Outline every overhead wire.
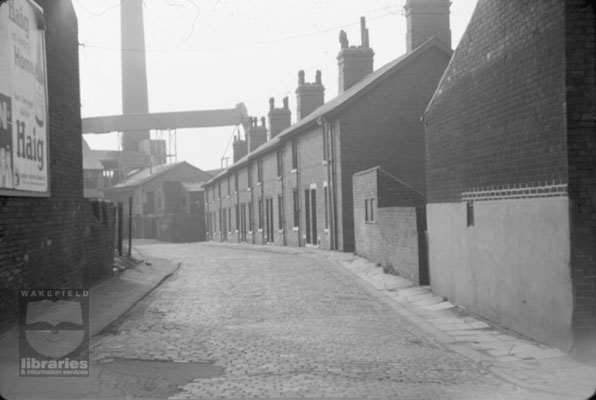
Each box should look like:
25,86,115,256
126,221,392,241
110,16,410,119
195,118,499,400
77,4,399,54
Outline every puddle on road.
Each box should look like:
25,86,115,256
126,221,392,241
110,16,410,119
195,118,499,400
94,358,225,398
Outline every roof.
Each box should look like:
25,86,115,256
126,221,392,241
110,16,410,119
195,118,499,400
108,161,200,191
82,139,104,170
206,37,452,186
181,182,204,192
355,166,426,207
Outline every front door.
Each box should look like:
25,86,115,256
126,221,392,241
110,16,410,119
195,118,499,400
304,188,317,245
240,203,247,242
265,198,274,243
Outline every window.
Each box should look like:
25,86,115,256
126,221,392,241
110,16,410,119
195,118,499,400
257,160,263,184
234,172,239,192
293,189,299,227
258,199,264,229
365,198,376,223
217,182,221,199
291,139,298,170
467,201,474,227
227,176,231,196
324,186,329,229
278,195,283,230
276,150,283,178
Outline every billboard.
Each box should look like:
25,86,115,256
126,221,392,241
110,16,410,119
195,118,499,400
0,0,48,196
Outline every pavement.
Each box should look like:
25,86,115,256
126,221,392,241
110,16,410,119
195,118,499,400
0,249,180,400
0,240,594,400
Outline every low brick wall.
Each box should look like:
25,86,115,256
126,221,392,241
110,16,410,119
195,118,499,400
357,206,421,283
353,167,427,284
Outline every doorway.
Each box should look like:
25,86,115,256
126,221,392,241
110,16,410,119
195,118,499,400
304,187,317,245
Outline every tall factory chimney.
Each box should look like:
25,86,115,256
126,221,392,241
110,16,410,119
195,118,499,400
121,0,150,152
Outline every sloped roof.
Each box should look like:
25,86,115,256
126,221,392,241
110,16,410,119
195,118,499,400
108,161,204,191
181,182,204,192
82,139,104,170
206,37,452,186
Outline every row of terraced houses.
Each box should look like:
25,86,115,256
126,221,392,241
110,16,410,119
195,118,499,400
203,0,596,356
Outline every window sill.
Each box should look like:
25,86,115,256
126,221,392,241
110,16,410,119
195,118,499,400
247,187,252,192
292,226,299,232
322,160,328,166
324,228,329,234
291,169,297,174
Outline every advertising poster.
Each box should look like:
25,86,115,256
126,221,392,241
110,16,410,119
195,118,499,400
0,0,48,195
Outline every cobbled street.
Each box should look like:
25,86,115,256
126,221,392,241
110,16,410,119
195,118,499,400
88,243,565,399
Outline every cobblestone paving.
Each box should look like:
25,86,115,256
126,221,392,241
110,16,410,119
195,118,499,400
90,243,567,399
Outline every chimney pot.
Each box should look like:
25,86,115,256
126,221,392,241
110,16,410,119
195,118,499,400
283,97,289,110
261,116,266,126
339,30,349,49
316,70,322,84
337,18,374,93
298,70,305,85
269,97,275,110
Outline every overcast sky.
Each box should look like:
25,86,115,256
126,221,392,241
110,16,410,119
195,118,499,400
75,0,478,171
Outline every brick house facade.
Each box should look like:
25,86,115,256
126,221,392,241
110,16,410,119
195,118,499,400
205,3,452,252
424,0,595,354
0,1,115,325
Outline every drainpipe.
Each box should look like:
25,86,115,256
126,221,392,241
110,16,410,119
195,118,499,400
280,147,287,247
327,120,339,251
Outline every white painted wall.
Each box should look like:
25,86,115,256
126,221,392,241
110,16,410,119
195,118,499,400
427,197,573,350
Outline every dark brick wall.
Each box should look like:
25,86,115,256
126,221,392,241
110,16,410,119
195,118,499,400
340,46,449,251
565,0,596,355
0,1,90,326
82,199,115,286
425,0,568,203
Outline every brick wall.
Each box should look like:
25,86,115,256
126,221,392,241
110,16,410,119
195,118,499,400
565,0,596,355
82,199,115,286
0,0,92,325
425,0,568,203
424,0,595,354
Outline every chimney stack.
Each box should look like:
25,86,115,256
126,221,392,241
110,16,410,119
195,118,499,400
405,0,451,52
247,117,267,152
296,70,325,120
232,133,248,163
337,17,374,93
268,97,292,139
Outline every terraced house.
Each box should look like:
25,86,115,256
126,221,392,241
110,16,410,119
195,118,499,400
204,0,452,252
